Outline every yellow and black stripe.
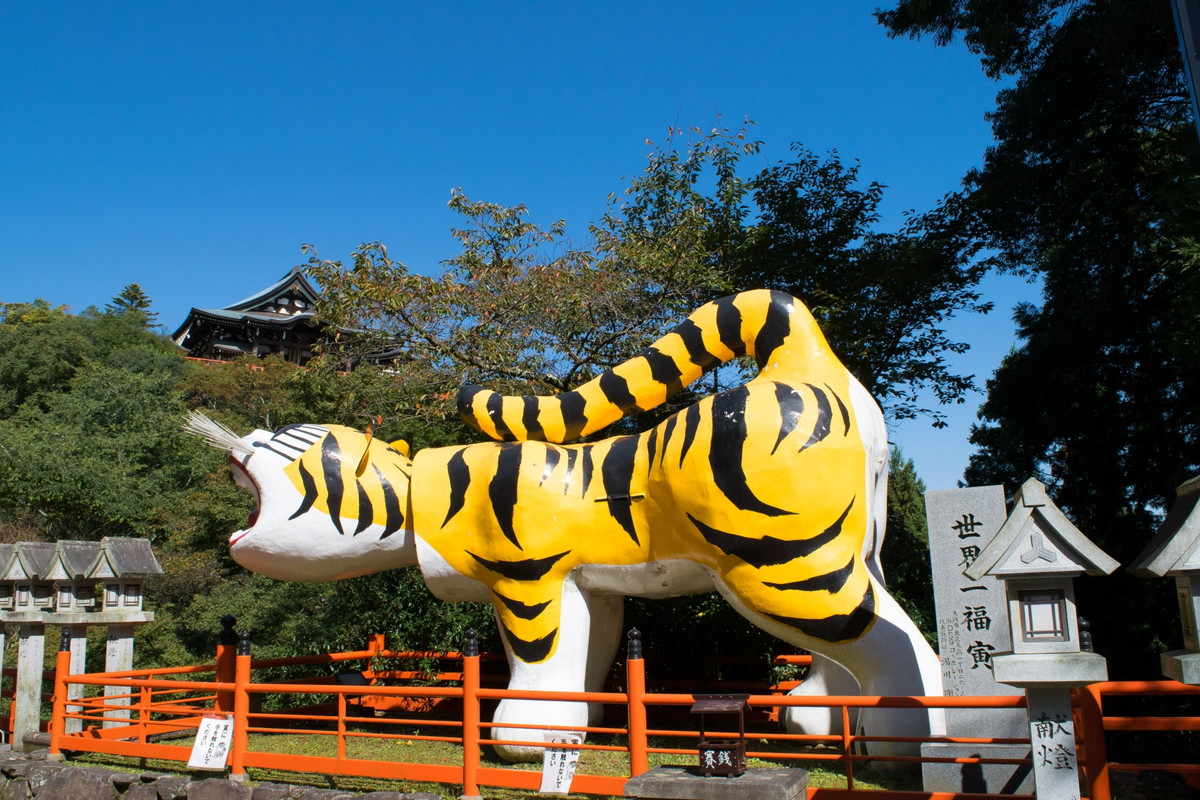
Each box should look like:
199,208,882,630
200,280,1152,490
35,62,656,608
282,425,411,540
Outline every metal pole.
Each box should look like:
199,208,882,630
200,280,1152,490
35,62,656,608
1171,0,1200,140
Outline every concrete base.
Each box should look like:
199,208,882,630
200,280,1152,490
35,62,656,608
624,766,808,800
920,743,1033,795
1161,650,1200,685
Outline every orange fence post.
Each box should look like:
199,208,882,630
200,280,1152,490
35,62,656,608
48,629,71,760
841,701,855,789
461,628,482,800
1077,684,1111,800
230,632,252,781
626,628,649,777
137,683,150,744
368,630,386,656
215,615,238,714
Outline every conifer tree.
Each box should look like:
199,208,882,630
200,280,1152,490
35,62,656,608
106,283,158,325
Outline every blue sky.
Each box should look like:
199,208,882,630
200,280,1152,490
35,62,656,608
1,2,1035,490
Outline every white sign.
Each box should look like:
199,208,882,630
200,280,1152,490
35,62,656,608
538,731,582,795
187,714,234,771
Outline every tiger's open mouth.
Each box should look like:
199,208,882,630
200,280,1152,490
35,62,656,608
228,456,261,546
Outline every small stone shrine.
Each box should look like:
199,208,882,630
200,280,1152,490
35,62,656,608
1129,474,1200,684
0,538,162,749
964,478,1118,800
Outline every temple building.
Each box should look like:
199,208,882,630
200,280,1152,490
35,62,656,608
171,268,325,364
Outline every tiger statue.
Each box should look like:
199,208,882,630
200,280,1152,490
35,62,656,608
186,289,944,761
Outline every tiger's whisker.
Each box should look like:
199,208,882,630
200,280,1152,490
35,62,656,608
182,410,256,456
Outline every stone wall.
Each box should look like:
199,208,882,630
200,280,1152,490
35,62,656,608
0,753,440,800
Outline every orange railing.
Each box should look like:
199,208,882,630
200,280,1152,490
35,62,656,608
41,630,1200,799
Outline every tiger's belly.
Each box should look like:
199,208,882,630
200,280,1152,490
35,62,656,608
573,559,716,598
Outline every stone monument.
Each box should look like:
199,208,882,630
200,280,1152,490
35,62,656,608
921,485,1030,794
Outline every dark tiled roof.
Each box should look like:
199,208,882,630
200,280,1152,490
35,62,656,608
226,267,321,312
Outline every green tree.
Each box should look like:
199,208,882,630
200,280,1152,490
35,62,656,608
0,310,201,539
879,0,1200,675
736,150,990,425
596,126,991,425
105,283,157,326
881,448,934,644
307,186,727,411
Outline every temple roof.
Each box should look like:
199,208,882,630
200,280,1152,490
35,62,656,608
170,267,324,346
225,266,322,312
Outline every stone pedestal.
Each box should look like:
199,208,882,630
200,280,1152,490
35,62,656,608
624,766,808,800
1161,649,1200,684
65,624,86,734
103,622,134,728
992,652,1108,688
13,625,43,752
920,743,1034,795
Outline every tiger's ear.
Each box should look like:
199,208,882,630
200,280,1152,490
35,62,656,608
355,421,376,477
389,440,412,459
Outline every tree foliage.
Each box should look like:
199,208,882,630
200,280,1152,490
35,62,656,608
882,448,935,645
0,308,197,539
312,126,991,428
879,0,1200,674
735,149,991,424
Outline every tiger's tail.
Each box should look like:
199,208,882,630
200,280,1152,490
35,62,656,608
457,289,846,443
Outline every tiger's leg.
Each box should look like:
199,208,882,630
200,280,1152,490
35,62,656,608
716,572,944,759
785,655,860,738
583,594,623,723
813,583,945,761
490,576,602,762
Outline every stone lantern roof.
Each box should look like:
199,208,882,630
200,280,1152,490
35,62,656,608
1129,475,1200,578
95,537,164,579
0,544,18,579
15,542,58,581
965,478,1119,582
52,541,103,580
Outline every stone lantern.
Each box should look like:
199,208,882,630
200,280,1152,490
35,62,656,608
0,544,18,612
963,478,1118,800
1129,474,1200,684
963,478,1119,685
93,537,161,612
0,537,163,748
15,542,59,613
49,540,102,613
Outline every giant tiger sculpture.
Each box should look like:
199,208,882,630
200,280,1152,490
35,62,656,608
187,289,944,760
